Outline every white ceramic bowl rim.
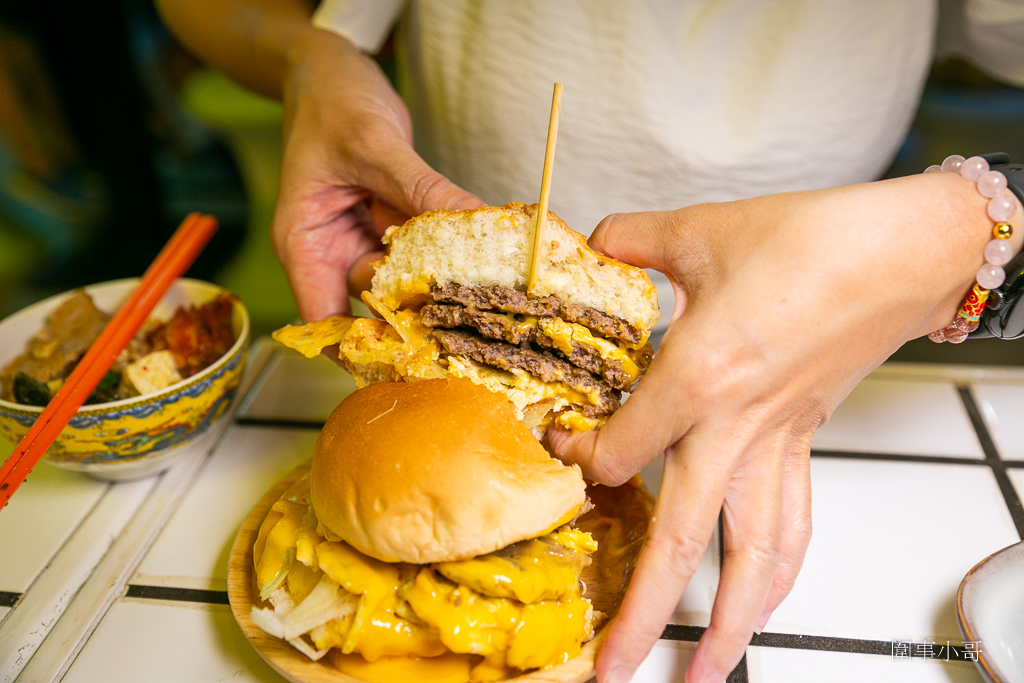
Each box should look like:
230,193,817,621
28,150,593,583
0,277,251,416
957,539,1024,683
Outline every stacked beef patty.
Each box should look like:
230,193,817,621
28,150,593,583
421,283,655,419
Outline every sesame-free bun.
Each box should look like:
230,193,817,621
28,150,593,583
372,202,661,337
310,378,587,564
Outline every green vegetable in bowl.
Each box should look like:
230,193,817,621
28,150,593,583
85,371,121,405
13,369,122,407
13,373,50,407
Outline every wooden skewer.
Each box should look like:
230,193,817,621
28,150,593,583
527,82,563,295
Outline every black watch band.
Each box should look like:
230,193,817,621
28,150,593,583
968,153,1024,339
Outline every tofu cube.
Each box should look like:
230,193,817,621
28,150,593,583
120,350,183,397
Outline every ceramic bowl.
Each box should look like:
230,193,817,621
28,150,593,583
0,278,249,480
957,540,1024,683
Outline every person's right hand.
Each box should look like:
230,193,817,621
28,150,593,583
272,29,484,322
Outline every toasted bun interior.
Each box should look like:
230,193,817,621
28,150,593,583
311,378,587,564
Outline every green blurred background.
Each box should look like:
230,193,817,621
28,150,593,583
0,0,1021,363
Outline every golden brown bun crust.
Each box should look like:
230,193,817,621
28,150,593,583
310,378,587,564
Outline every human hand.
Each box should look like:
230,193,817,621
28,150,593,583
551,172,1024,683
272,29,484,322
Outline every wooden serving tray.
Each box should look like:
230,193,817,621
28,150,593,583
227,460,652,683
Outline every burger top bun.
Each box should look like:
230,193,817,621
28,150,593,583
371,202,661,336
311,377,587,564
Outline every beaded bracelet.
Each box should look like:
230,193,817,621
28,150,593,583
927,155,1019,344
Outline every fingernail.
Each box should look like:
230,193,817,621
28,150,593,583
605,664,636,683
756,609,772,632
701,673,728,683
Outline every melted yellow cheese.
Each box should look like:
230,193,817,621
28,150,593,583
310,614,354,651
538,317,641,384
469,655,515,682
316,541,408,654
252,508,282,574
436,539,585,604
356,608,447,661
434,515,592,605
403,569,521,657
446,356,589,417
549,527,599,554
506,596,592,670
294,506,322,568
362,291,432,352
332,651,473,683
286,559,322,605
271,316,356,358
511,314,539,339
256,500,307,599
555,411,599,434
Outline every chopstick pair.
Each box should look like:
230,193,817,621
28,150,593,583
0,213,218,509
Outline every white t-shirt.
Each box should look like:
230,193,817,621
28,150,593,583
313,0,1024,329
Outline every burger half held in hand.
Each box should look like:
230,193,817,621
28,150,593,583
239,378,652,683
272,203,660,435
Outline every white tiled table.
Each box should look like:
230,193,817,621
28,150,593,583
3,344,1024,683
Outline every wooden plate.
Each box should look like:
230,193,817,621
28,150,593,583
227,460,652,683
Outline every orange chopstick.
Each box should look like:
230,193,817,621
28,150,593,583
0,213,218,508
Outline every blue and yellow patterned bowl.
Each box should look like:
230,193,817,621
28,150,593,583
0,278,249,480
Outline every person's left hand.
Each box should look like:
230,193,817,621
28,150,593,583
550,172,1024,683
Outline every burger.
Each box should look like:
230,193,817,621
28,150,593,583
243,378,652,682
272,203,661,434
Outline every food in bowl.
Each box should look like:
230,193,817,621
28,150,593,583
0,279,249,479
1,289,236,407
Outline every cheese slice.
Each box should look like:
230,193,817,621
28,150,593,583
537,317,642,385
271,313,613,434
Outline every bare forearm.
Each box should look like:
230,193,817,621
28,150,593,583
155,0,317,99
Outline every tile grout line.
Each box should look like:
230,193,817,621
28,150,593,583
234,417,326,430
124,585,229,605
810,450,987,466
114,588,987,664
957,386,1024,539
662,625,980,662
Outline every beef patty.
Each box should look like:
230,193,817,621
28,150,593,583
431,283,643,346
421,303,651,391
433,329,621,415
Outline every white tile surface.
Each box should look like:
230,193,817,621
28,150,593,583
762,458,1018,641
0,475,154,680
631,639,695,682
62,600,287,683
0,461,107,592
133,426,319,589
973,383,1024,460
812,379,983,458
641,455,721,626
237,350,356,423
0,607,9,626
747,646,983,683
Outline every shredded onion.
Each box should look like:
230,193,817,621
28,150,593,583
282,576,357,640
250,607,285,639
288,636,331,661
